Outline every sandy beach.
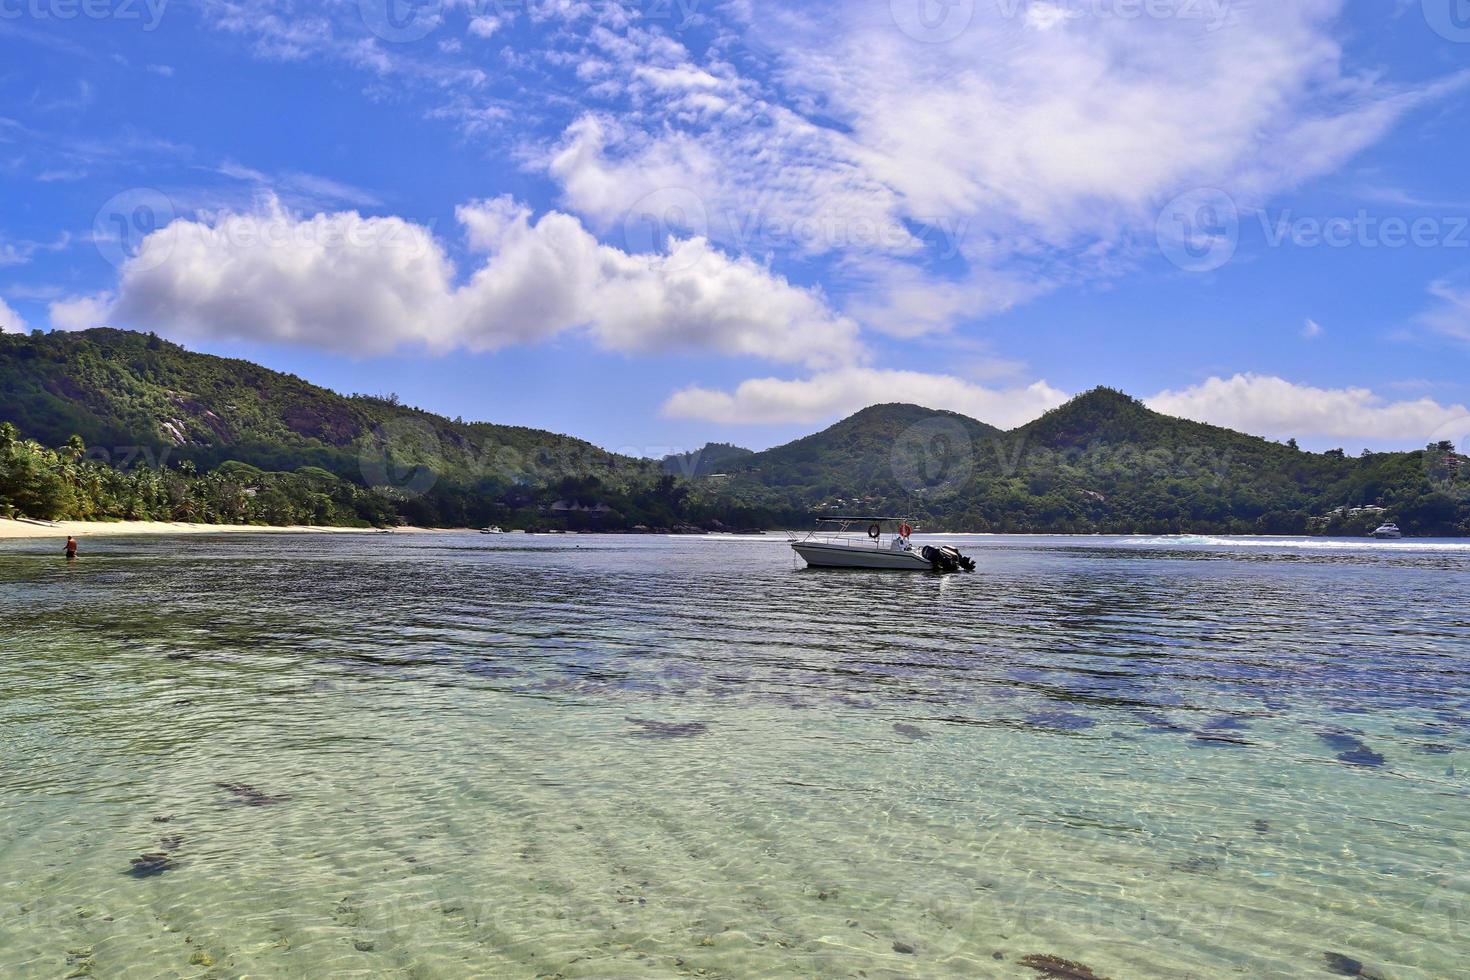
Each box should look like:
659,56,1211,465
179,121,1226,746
0,519,445,540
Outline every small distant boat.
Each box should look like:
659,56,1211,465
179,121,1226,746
480,526,505,535
1371,523,1403,539
789,518,976,572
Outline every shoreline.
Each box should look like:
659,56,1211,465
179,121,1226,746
0,519,450,540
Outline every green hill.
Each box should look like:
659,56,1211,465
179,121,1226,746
661,443,754,478
1,330,1465,535
0,328,646,486
710,390,1470,536
0,329,775,530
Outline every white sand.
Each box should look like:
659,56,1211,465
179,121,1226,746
0,519,451,540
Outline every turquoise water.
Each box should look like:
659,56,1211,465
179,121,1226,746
1,533,1467,978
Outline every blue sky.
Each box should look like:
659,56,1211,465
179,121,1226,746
3,0,1469,454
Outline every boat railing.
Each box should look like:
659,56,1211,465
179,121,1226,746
789,517,920,547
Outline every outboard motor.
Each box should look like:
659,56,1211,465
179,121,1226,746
921,545,976,573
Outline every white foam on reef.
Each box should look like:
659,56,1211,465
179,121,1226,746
1119,535,1470,552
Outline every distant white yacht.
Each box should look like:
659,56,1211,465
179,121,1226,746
1371,523,1403,539
480,526,505,535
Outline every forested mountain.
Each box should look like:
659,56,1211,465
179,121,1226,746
661,443,754,478
705,391,1470,536
0,329,771,530
1,330,1466,534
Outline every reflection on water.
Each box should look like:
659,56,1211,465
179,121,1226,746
1,533,1468,978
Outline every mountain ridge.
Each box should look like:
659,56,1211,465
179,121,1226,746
2,329,1467,535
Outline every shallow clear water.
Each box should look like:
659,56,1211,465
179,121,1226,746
2,533,1468,979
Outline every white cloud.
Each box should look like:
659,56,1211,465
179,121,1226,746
104,197,859,367
467,15,500,39
110,201,455,354
0,296,26,332
1302,318,1325,339
1146,374,1470,443
663,368,1067,428
1418,279,1470,342
49,293,113,332
539,2,1464,334
453,197,860,366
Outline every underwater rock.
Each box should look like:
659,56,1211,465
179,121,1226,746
216,782,291,806
625,718,708,738
1318,732,1367,753
1025,712,1096,732
1418,744,1454,755
151,815,173,823
893,723,930,740
354,940,376,952
1322,951,1384,978
1202,716,1250,731
1337,747,1386,768
127,852,175,878
1252,819,1271,834
1019,954,1113,980
892,941,915,954
159,835,184,851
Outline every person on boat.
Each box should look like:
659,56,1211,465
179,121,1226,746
64,536,78,560
890,532,912,552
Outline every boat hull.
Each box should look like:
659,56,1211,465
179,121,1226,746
791,541,934,571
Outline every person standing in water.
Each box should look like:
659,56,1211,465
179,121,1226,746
64,536,78,560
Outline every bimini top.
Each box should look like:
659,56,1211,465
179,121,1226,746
815,516,918,524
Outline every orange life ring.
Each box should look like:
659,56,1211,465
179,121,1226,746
899,523,914,538
867,523,882,539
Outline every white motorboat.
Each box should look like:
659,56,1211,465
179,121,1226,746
1371,523,1403,539
789,518,975,572
480,526,505,535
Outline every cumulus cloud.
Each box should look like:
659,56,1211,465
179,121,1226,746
1147,374,1470,443
0,296,26,332
662,368,1068,428
112,201,455,354
49,293,113,331
104,197,859,366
